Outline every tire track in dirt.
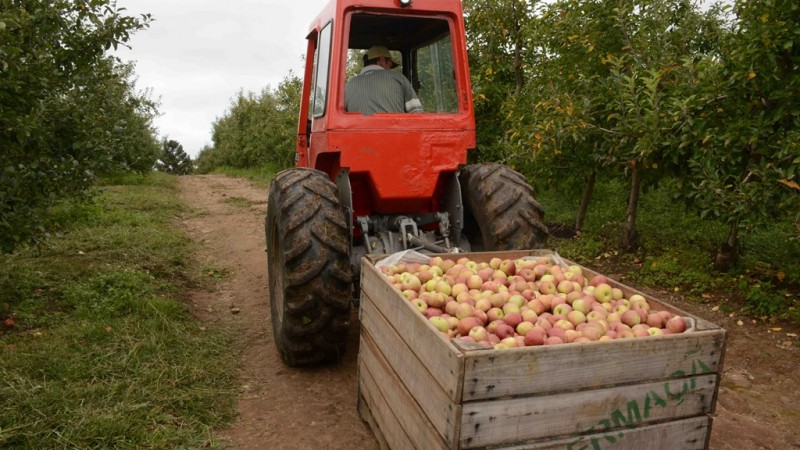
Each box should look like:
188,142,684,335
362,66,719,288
176,174,379,450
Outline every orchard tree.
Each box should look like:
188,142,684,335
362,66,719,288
516,0,722,248
463,0,539,163
203,74,301,171
156,139,193,175
0,1,157,252
673,0,800,270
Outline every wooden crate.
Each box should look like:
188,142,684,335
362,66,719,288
357,250,726,450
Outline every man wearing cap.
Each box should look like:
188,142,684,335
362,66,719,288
345,45,424,115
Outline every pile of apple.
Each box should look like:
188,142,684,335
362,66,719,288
379,255,689,349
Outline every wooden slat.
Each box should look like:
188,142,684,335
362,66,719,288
358,346,416,450
496,416,711,450
358,393,391,450
359,331,452,450
462,329,725,401
360,291,462,445
459,374,718,448
360,260,464,401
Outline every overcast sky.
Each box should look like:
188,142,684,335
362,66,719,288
117,0,329,157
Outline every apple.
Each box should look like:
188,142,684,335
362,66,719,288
445,316,460,330
425,292,447,309
516,321,535,336
495,323,516,339
621,309,641,327
557,279,575,294
544,336,564,345
444,300,459,316
475,298,492,312
469,326,488,342
552,303,573,317
593,283,614,303
503,312,523,328
524,327,548,346
666,316,688,333
424,307,443,318
517,268,536,282
489,257,503,270
401,290,418,300
554,319,575,331
571,297,593,314
412,299,427,312
528,298,547,315
567,310,587,326
498,336,519,348
581,324,604,341
429,316,449,333
647,327,663,336
520,308,538,323
538,280,557,295
499,259,517,276
507,294,525,308
466,274,483,290
458,316,483,336
590,274,610,287
455,303,475,320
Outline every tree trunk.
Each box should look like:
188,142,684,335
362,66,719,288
714,220,739,272
621,161,640,252
576,170,596,233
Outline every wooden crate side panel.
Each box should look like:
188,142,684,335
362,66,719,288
359,349,417,450
360,293,462,444
459,374,718,449
462,330,724,401
360,260,463,400
496,416,711,450
359,332,452,450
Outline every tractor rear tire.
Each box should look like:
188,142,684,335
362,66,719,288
459,163,548,251
265,168,352,366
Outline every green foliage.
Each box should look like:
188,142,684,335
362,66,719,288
467,0,798,262
541,179,800,324
0,174,238,448
464,0,537,163
156,139,194,175
197,74,302,172
672,0,800,234
0,1,160,253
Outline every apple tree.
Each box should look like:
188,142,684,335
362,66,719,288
513,0,723,248
670,0,800,270
463,0,539,164
199,74,302,172
0,0,158,252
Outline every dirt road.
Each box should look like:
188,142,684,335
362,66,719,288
177,174,799,450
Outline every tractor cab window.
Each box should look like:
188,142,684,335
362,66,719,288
346,12,459,114
312,22,333,118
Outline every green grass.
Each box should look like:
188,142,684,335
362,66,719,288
0,172,238,449
211,164,285,187
536,179,800,324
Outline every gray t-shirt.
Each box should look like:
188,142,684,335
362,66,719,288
344,66,424,115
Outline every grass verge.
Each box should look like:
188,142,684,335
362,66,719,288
0,172,238,449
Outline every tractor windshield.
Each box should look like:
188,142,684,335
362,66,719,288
346,12,459,114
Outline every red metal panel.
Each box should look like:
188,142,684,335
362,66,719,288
297,0,477,216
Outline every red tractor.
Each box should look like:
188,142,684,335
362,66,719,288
266,0,547,366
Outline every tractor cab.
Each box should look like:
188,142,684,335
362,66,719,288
296,0,476,236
